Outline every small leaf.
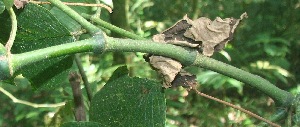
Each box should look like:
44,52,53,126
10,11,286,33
90,67,166,126
3,0,13,9
0,1,5,14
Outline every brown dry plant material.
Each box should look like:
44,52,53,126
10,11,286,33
148,13,247,88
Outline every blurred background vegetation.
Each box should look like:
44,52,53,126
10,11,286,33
0,0,300,126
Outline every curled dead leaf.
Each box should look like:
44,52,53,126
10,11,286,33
14,0,29,9
149,55,182,88
147,13,247,88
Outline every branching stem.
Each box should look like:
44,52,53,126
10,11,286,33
0,86,65,108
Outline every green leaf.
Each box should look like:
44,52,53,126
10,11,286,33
12,3,74,89
2,0,13,10
0,0,5,14
60,122,105,127
90,67,166,126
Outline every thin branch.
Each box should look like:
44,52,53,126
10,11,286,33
191,87,281,127
81,14,144,40
92,0,102,18
0,87,65,108
5,7,17,76
30,1,112,13
192,53,294,106
69,72,86,121
47,0,102,35
75,54,93,102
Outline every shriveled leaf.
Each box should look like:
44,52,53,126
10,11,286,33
14,0,28,9
149,55,182,88
184,13,247,56
171,70,197,89
147,13,246,88
90,66,166,126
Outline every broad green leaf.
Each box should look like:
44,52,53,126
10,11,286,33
12,3,74,89
61,122,105,127
0,0,5,14
2,0,13,10
90,66,166,126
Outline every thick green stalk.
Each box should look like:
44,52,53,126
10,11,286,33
193,53,294,106
105,37,197,66
47,0,100,35
12,36,104,72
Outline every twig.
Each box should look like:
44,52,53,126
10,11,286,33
69,72,86,121
47,0,102,35
82,14,144,40
0,87,65,108
92,0,102,18
30,1,112,13
75,54,93,102
191,87,281,127
5,8,17,76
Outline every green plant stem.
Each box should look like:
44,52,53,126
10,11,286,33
12,36,104,71
0,86,65,108
6,7,17,76
105,37,197,65
47,0,100,35
8,36,294,107
82,14,144,40
6,7,17,51
192,53,294,106
75,54,93,102
93,0,101,18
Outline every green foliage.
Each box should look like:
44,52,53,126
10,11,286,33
0,0,299,126
90,66,166,126
0,1,5,14
11,3,74,89
2,0,13,10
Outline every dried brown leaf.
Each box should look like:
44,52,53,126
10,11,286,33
148,13,247,88
171,71,197,89
184,13,247,56
149,56,182,88
14,0,28,9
